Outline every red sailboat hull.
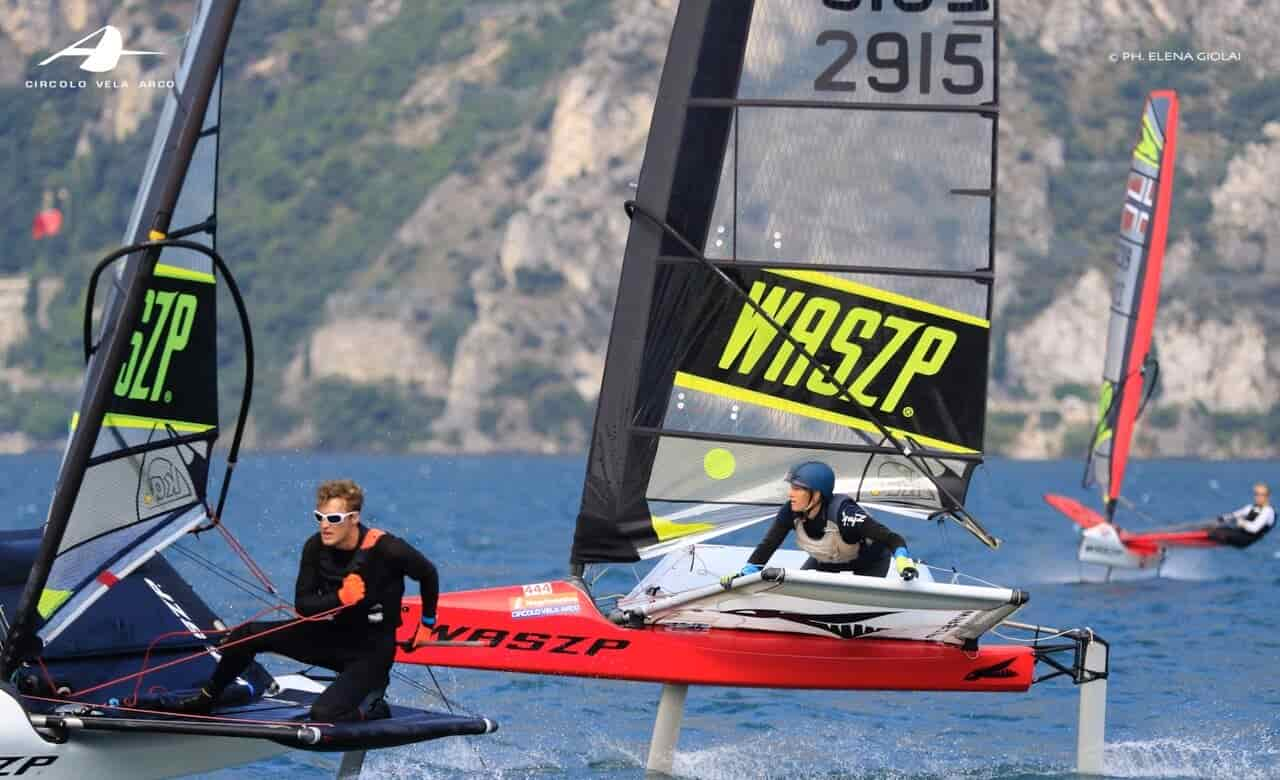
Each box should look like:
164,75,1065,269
1045,492,1217,556
394,580,1033,692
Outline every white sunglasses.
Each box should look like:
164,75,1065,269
314,510,359,524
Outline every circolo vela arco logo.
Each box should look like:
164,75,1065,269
39,25,162,73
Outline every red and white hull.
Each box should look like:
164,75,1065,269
396,578,1034,692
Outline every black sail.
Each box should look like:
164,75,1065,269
573,0,999,565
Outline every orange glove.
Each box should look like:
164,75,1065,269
337,573,366,606
411,622,434,649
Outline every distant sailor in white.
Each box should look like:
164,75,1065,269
1209,482,1276,548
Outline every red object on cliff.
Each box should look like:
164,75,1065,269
31,208,64,240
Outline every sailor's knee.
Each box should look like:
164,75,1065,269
218,624,256,648
217,621,276,656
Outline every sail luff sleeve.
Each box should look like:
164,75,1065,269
1,0,240,671
572,2,746,565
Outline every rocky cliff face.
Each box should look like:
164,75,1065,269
3,0,1278,457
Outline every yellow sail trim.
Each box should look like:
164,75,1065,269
37,588,72,619
651,514,716,542
765,269,990,328
70,412,214,434
154,263,216,285
1134,114,1162,167
673,371,979,455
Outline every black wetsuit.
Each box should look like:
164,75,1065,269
1208,504,1276,548
747,497,907,576
208,525,438,721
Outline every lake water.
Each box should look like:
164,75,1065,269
1,454,1276,779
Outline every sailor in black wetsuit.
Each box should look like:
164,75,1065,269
169,479,439,721
720,461,919,586
1209,482,1276,548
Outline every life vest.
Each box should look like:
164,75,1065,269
346,527,386,574
1248,506,1275,538
792,494,867,564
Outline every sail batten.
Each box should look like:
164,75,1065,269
572,0,1000,565
1085,92,1179,516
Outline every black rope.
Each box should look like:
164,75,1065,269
623,200,1000,548
1134,357,1160,421
1080,356,1160,491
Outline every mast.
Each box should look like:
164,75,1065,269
1,0,241,677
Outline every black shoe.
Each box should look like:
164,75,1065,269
362,697,391,721
166,687,216,715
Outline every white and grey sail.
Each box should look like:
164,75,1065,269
2,0,240,666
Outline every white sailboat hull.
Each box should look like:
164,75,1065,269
0,686,285,780
616,545,1026,644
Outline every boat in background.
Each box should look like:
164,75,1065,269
399,1,1110,774
1044,91,1202,576
0,2,493,777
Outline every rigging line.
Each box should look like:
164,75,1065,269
176,545,464,717
623,200,998,548
423,665,454,715
214,520,279,594
170,542,278,604
388,668,462,713
419,664,491,773
1114,494,1160,526
1081,359,1159,489
168,544,476,718
21,693,337,729
56,604,346,700
1113,498,1219,532
937,509,956,570
988,625,1078,644
124,600,304,706
125,602,302,702
1134,357,1160,420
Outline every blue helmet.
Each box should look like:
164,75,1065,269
784,461,835,501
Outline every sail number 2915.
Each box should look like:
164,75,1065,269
814,31,983,95
816,0,988,96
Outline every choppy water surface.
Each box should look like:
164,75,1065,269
1,454,1276,779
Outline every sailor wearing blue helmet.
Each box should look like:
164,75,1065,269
721,461,918,587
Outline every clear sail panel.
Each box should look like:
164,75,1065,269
705,107,991,270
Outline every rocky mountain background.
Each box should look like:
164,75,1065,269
1,0,1278,458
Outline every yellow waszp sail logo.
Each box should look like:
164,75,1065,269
676,269,989,453
95,262,220,434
